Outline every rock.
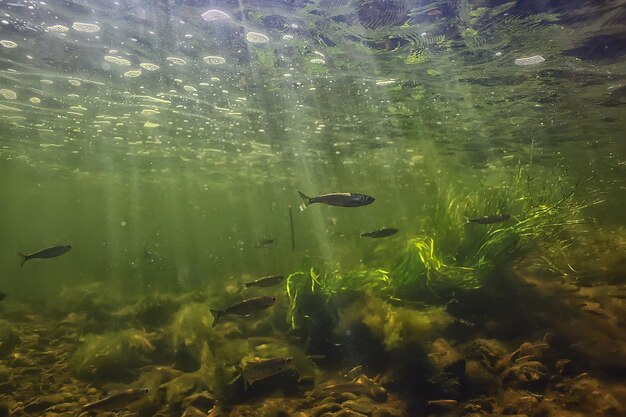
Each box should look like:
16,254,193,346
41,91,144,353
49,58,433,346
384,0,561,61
337,392,359,402
0,365,15,394
182,406,208,417
343,398,375,414
332,410,368,417
182,391,215,411
464,360,500,395
372,406,405,417
311,402,342,417
23,393,75,413
501,390,539,415
0,400,9,417
318,396,339,405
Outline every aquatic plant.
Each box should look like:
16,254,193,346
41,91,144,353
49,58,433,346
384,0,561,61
389,167,600,300
114,293,181,329
285,165,600,322
70,329,156,380
337,292,452,351
0,319,19,357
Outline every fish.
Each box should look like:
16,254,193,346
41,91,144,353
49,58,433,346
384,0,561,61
210,295,276,327
254,238,275,248
466,214,511,225
243,275,284,288
298,191,374,211
360,228,399,238
81,388,149,412
241,357,293,386
18,245,72,267
0,292,5,301
428,399,458,407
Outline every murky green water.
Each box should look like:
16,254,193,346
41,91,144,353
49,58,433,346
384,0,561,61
1,0,625,415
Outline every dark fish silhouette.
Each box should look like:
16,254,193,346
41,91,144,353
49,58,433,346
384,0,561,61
18,245,72,267
466,214,511,225
360,228,399,238
254,238,274,248
243,275,284,288
210,295,276,327
242,357,293,386
81,388,149,412
0,292,6,301
298,191,375,211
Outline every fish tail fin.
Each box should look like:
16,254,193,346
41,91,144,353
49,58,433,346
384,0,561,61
210,309,223,327
298,191,311,212
227,372,242,386
18,252,27,268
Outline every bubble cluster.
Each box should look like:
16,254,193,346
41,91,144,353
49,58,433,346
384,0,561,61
104,55,131,66
310,58,326,64
144,121,159,128
46,24,69,33
140,63,159,71
123,70,142,78
68,79,82,86
29,97,41,104
41,80,54,84
514,55,545,66
166,57,187,65
72,22,101,33
184,85,198,93
0,40,18,48
203,56,226,65
246,32,269,44
201,9,230,22
0,89,17,99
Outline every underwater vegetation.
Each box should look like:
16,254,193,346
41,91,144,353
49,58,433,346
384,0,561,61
390,167,600,300
0,319,20,357
286,166,601,334
70,328,157,379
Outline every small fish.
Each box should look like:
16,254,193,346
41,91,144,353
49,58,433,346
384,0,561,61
242,357,293,386
428,399,458,407
298,191,374,211
0,292,5,301
210,295,276,327
360,228,399,238
243,275,284,288
18,245,72,267
466,214,511,225
81,388,149,412
254,238,275,248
